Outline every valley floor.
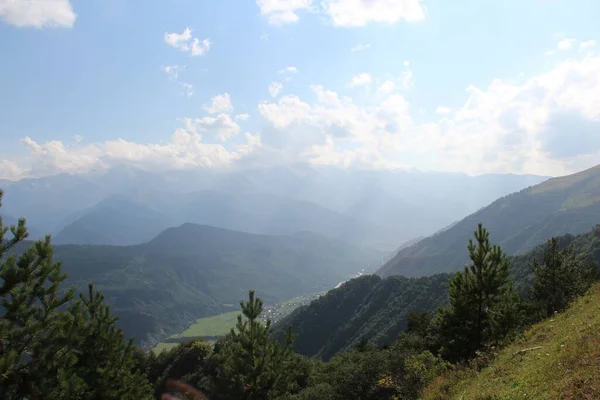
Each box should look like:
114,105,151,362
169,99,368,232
423,283,600,399
152,291,324,353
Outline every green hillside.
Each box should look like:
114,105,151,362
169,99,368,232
278,224,600,360
273,273,451,360
379,164,600,277
13,223,383,349
423,282,600,399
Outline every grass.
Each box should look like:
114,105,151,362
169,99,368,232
423,283,600,399
170,311,242,339
152,342,179,353
150,292,325,354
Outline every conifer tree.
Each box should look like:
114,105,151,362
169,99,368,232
530,237,595,317
66,283,153,399
0,190,152,399
0,189,78,398
211,290,300,400
437,224,520,362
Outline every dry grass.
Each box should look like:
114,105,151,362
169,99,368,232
423,283,600,400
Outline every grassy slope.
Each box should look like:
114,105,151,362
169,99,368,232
423,283,600,400
170,311,241,339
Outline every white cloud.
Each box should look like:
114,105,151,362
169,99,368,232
256,0,313,25
164,28,211,56
257,0,425,26
268,81,284,97
190,38,211,56
163,65,193,96
181,82,194,97
278,66,298,74
580,40,596,52
185,114,242,142
268,67,296,97
164,65,183,80
545,50,555,56
0,160,25,180
351,43,371,52
2,127,261,180
321,0,425,27
436,106,452,115
4,45,600,179
0,0,76,28
349,72,372,87
256,51,600,175
557,38,576,51
203,93,234,114
400,61,414,90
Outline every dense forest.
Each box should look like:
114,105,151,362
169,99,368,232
2,186,599,399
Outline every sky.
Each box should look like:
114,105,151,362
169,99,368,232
0,0,599,180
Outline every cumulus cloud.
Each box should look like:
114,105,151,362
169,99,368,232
2,128,261,180
580,40,596,52
255,50,600,175
268,82,284,97
349,72,372,87
203,93,234,114
185,114,242,142
0,0,76,28
3,45,600,179
321,0,426,26
164,28,211,56
256,0,312,25
278,66,298,74
164,65,182,80
557,38,576,51
256,0,425,26
436,106,452,115
181,82,194,97
0,160,25,181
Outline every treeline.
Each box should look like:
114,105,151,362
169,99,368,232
1,187,598,399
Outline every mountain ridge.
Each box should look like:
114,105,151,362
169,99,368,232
30,223,386,348
378,163,600,277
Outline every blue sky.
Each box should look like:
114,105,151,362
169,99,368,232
0,0,599,180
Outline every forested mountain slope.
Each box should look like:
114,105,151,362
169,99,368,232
273,274,451,360
379,164,600,277
278,224,600,360
12,223,383,348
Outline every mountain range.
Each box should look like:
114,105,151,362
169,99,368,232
378,164,600,277
11,223,384,348
51,191,405,250
0,166,549,249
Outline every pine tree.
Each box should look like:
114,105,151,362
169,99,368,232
437,223,520,362
66,283,153,399
0,189,152,399
211,290,300,400
530,237,595,318
0,189,79,399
